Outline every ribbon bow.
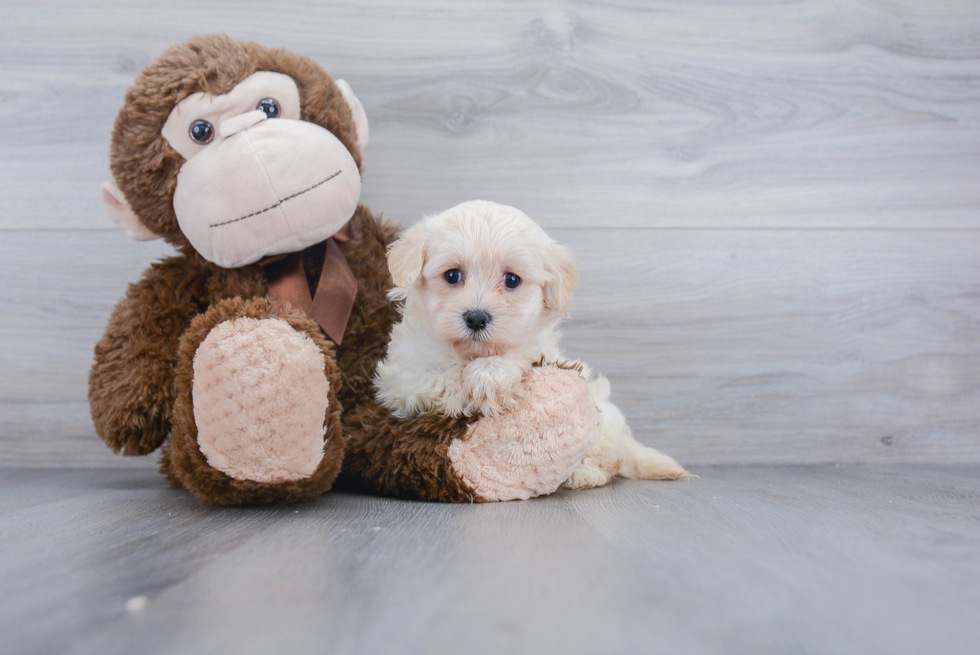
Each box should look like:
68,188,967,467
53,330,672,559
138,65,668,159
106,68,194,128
258,222,358,344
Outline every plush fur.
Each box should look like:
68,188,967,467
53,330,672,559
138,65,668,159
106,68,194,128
192,316,331,482
107,35,364,250
88,35,383,504
164,297,345,505
91,35,605,505
375,200,689,488
447,366,597,501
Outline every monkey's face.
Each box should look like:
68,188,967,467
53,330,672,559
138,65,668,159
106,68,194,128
155,72,360,268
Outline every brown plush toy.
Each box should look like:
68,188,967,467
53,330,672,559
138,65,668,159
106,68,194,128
89,34,597,505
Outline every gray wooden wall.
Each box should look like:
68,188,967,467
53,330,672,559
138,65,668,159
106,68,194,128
2,0,978,468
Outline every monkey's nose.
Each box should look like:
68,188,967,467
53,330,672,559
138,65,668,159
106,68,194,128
463,310,492,333
220,110,268,138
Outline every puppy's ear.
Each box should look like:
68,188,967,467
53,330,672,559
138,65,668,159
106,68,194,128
387,225,427,288
543,243,578,317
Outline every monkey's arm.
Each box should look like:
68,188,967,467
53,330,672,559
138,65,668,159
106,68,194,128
89,257,207,456
338,365,597,503
337,402,480,502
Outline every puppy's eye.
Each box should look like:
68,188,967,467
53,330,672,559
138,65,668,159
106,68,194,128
189,120,215,144
504,272,522,289
444,269,462,285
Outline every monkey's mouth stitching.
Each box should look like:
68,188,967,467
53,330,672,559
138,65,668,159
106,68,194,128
209,170,342,228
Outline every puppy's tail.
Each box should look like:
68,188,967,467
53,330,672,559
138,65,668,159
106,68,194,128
590,375,690,482
622,442,690,481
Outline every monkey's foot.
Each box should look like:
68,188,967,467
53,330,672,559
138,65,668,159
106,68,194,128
193,316,329,482
166,297,344,505
448,367,597,501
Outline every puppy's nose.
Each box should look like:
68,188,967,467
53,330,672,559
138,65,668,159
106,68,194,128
463,310,492,333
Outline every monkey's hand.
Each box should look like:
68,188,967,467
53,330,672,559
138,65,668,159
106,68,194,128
89,257,208,456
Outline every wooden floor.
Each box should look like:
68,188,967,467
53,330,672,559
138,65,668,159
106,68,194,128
1,465,978,655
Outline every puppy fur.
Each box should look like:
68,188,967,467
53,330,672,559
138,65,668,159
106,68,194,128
375,200,688,488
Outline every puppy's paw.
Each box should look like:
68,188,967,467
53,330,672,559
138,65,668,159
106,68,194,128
462,356,525,416
434,364,470,418
562,463,615,490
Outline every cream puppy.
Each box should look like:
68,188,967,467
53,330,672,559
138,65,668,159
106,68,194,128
375,200,689,488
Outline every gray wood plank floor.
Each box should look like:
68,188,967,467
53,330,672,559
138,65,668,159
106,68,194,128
2,0,979,466
2,465,978,655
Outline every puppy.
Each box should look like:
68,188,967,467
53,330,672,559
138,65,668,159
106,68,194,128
375,200,689,488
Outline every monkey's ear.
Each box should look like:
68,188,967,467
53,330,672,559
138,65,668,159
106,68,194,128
335,79,369,151
100,180,160,241
386,226,427,288
544,243,578,317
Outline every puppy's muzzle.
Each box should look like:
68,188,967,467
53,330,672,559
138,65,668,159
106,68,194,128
463,310,492,333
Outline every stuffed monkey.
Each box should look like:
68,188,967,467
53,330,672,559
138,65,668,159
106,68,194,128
89,35,596,504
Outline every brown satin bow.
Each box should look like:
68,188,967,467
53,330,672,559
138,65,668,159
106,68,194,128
258,222,357,344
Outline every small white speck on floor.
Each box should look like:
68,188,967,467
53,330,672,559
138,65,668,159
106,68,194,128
372,526,381,531
125,596,148,613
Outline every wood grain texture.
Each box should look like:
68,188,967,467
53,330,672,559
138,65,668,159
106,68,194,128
2,229,978,466
1,465,977,654
1,0,979,229
1,1,979,466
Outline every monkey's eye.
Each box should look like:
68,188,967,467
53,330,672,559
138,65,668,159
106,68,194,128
256,98,280,118
188,120,214,145
444,269,462,285
504,272,522,289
